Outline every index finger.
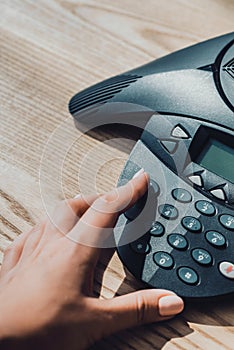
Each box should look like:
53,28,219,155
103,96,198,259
64,170,149,258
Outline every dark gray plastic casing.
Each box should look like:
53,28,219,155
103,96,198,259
69,33,234,131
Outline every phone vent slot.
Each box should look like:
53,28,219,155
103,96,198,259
69,74,142,115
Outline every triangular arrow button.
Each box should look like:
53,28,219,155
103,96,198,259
171,125,190,139
160,140,178,154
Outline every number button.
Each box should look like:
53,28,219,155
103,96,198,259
158,204,178,220
177,267,199,285
205,231,226,247
195,200,216,216
153,252,174,269
150,179,160,196
181,216,202,232
125,193,147,221
172,188,192,203
168,234,188,250
219,214,234,230
130,239,151,254
192,248,212,266
150,222,165,237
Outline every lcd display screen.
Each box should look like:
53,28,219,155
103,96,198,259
196,138,234,184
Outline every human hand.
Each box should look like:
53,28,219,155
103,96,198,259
0,170,184,349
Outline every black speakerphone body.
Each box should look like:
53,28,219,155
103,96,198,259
69,33,234,300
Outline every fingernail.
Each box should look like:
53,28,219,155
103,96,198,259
158,295,184,316
133,168,144,179
73,194,81,199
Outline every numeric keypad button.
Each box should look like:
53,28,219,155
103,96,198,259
181,216,202,232
130,240,151,254
177,267,199,285
150,222,164,237
124,193,147,221
219,214,234,230
192,248,212,266
195,200,216,216
205,231,226,247
153,252,174,269
168,234,188,250
158,204,178,220
172,188,192,203
150,179,160,196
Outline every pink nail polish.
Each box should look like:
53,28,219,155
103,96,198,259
158,295,184,316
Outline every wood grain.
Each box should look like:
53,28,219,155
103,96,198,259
1,0,234,349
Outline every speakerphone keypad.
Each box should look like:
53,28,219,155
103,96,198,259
127,183,233,289
118,115,234,299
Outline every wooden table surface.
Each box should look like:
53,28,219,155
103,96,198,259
1,0,234,349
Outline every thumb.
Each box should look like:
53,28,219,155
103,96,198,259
99,289,184,336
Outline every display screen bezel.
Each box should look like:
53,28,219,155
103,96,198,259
196,138,234,184
187,126,234,185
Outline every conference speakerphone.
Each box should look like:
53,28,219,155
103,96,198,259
69,33,234,299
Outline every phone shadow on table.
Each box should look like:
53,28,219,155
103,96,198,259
89,249,234,350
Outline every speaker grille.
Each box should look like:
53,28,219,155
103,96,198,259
69,74,142,115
